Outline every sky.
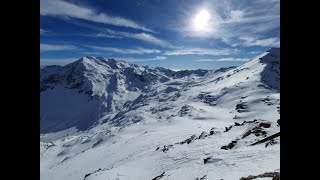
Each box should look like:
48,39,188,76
40,0,280,70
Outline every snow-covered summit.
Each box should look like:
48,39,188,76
40,56,170,95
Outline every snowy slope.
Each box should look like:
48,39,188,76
40,48,280,180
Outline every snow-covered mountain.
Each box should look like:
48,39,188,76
40,48,280,180
40,57,217,133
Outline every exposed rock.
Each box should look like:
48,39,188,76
194,175,206,180
179,134,198,144
203,157,211,164
225,125,233,132
203,157,223,164
241,119,258,125
272,173,280,180
233,115,240,119
179,105,194,117
242,125,267,139
261,96,278,106
83,168,102,180
240,96,248,99
259,122,271,128
198,131,208,139
251,132,280,146
162,145,173,152
221,141,237,150
41,142,55,150
235,102,247,112
242,130,252,139
265,139,278,147
252,127,267,137
156,145,174,152
209,128,216,135
152,172,165,180
240,172,280,180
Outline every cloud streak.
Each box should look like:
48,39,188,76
40,43,81,52
96,33,122,39
164,48,237,56
40,28,47,35
96,29,172,47
87,46,161,55
194,57,248,62
115,56,167,62
40,0,152,32
40,58,77,66
240,37,280,47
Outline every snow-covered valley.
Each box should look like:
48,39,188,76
40,48,280,180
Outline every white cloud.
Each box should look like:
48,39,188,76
164,48,237,56
40,28,47,35
194,57,248,62
216,58,248,62
150,56,167,60
116,56,167,62
87,46,161,55
40,0,152,32
40,58,77,66
97,29,172,47
240,37,280,47
40,43,80,52
193,59,216,62
249,51,261,54
96,33,122,39
80,51,112,56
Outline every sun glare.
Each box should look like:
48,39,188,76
193,9,211,31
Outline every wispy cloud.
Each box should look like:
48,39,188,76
80,51,112,56
40,43,81,52
64,22,171,47
194,57,248,62
96,33,122,39
249,51,261,54
40,28,47,35
115,56,167,62
96,29,172,47
164,48,237,56
40,58,78,66
40,0,152,32
239,37,280,47
216,58,248,62
87,46,161,55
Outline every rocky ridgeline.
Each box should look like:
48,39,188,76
156,119,278,153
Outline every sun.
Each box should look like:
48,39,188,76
193,9,211,31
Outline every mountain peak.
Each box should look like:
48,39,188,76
81,56,130,68
258,47,280,63
267,47,280,56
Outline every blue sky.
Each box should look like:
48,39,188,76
40,0,280,70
